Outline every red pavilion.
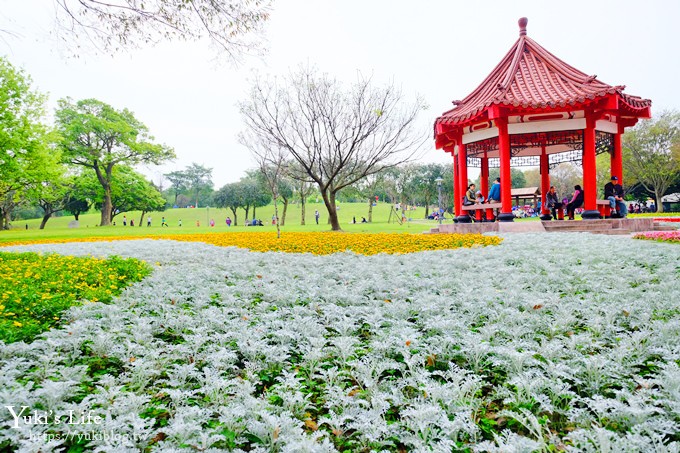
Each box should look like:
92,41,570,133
434,17,651,222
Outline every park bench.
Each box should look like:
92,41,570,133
461,202,502,221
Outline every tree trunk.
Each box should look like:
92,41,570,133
655,191,664,213
253,206,257,219
245,206,250,220
230,207,238,226
281,199,288,226
74,212,80,221
39,213,51,229
100,185,113,226
2,209,11,230
368,198,373,222
273,193,281,238
139,211,146,227
424,199,430,219
300,196,306,225
321,190,341,231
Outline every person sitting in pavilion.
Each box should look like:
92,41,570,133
566,185,584,220
463,183,478,221
545,186,562,220
604,176,627,218
464,183,477,206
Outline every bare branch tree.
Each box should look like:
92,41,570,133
242,132,287,238
14,0,271,59
239,66,428,231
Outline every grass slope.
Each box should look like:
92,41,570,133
2,203,440,242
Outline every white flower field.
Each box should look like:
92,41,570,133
1,234,680,452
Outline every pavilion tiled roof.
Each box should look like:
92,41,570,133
436,18,652,127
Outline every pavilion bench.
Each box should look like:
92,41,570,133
597,199,629,218
596,200,610,218
461,202,502,221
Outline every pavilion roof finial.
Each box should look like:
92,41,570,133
518,17,528,36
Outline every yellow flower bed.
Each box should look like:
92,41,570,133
0,232,501,255
0,252,150,343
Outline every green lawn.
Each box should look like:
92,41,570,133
1,202,443,242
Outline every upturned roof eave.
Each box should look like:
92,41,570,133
435,22,652,129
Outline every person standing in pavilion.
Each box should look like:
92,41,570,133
487,178,501,203
486,178,501,219
604,176,627,218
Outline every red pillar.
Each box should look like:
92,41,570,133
612,126,623,184
456,142,471,222
539,145,552,220
581,114,600,219
480,154,492,221
496,118,514,221
452,153,461,217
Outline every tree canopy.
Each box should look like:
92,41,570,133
56,98,175,225
623,111,680,212
0,57,55,229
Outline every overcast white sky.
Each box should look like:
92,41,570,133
2,0,679,188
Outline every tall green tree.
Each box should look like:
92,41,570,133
241,175,271,220
414,163,448,219
184,163,213,208
276,177,294,227
486,168,527,189
76,166,166,221
214,181,245,226
164,170,191,205
56,98,175,226
623,111,680,212
0,57,54,228
28,171,73,229
64,174,94,221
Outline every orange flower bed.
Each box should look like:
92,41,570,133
0,232,502,255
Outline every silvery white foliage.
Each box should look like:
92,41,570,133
245,411,303,451
124,359,161,392
566,427,643,453
503,371,555,414
498,408,556,451
474,430,542,453
1,234,679,450
269,370,313,416
580,389,663,429
399,400,455,446
161,405,214,445
654,362,680,415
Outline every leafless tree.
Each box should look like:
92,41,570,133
239,66,428,231
242,134,286,238
8,0,271,59
288,164,315,225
